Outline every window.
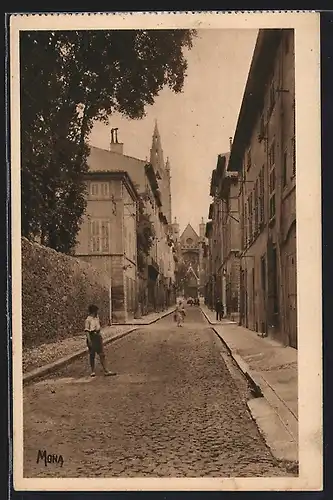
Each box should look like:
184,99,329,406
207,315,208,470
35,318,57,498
91,220,100,252
281,151,287,187
100,182,109,197
261,255,266,292
90,183,99,197
100,221,110,253
246,148,252,170
254,180,259,235
248,193,253,243
292,136,296,177
259,166,265,225
90,219,110,253
89,181,110,198
268,142,276,221
244,203,248,248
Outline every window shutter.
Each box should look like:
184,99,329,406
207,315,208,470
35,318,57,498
259,167,265,224
91,220,100,253
283,151,288,187
255,180,259,234
101,182,109,197
244,203,248,247
91,183,99,197
100,220,110,253
248,194,253,243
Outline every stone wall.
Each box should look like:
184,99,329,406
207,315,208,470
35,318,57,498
22,237,110,348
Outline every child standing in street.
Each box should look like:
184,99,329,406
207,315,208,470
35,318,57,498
174,301,186,327
84,305,114,377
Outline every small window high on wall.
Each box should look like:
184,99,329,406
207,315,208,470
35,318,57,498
89,181,110,198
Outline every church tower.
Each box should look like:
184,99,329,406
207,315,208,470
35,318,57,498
150,120,165,176
172,217,180,242
149,121,172,224
165,157,172,224
199,217,206,241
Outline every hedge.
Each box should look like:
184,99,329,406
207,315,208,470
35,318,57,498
22,237,110,348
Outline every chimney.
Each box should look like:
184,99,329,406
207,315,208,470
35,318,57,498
229,136,233,151
110,127,124,155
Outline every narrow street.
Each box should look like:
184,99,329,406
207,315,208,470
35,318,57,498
23,307,292,478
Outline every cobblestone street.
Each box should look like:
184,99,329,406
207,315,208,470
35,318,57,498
23,307,293,478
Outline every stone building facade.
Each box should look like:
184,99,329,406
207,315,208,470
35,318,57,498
204,220,214,307
148,121,176,310
208,151,241,320
228,28,297,347
81,124,176,317
75,170,139,323
173,221,207,299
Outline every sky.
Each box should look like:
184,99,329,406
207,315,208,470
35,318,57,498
89,29,258,235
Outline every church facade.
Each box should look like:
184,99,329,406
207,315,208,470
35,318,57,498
172,219,207,298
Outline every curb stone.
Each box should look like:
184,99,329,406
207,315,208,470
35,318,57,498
200,307,263,395
246,398,298,464
200,306,298,464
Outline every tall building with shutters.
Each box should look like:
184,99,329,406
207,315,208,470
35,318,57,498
228,28,297,348
75,170,139,324
75,123,176,321
207,150,241,320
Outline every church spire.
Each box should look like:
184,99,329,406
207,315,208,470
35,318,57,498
153,119,160,138
150,120,164,173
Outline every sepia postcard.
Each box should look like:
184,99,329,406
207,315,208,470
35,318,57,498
10,10,322,492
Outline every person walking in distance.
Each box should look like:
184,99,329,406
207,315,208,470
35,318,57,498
85,305,115,377
215,297,223,321
220,302,224,320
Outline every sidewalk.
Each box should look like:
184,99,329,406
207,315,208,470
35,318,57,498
200,304,238,326
23,306,176,384
200,304,298,464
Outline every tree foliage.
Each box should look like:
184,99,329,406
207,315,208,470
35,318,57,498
20,29,196,252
